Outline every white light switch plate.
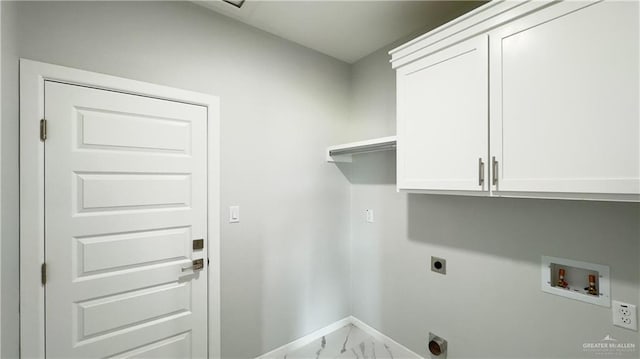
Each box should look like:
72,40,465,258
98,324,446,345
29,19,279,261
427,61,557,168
612,300,637,331
229,206,240,223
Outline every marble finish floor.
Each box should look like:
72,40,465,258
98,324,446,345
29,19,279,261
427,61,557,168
283,324,419,359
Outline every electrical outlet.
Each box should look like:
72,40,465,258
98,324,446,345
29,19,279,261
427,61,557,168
612,300,637,331
365,209,374,223
229,206,240,223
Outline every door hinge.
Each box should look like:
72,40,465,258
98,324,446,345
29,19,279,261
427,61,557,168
41,262,47,285
478,158,485,187
40,119,47,141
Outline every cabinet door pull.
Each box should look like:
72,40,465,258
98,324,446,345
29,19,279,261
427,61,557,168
478,158,485,186
492,156,499,186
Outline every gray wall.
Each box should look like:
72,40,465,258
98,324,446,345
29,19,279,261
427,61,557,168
1,1,352,358
4,1,638,359
347,46,640,358
1,2,17,357
0,2,3,355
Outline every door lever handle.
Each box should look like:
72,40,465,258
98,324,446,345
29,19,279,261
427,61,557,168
181,259,204,272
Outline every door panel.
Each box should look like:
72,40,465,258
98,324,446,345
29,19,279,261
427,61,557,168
109,333,192,359
76,227,191,276
79,109,191,153
490,1,639,195
77,173,191,211
77,282,190,338
397,34,489,192
45,81,207,358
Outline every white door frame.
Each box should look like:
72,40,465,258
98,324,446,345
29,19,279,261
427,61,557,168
19,59,221,358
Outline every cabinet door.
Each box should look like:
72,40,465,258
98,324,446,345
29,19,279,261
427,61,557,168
490,1,639,200
397,35,488,192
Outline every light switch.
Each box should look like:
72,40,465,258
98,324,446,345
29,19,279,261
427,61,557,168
366,209,374,223
229,206,240,223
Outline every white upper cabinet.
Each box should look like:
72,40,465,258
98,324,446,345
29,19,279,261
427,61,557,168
490,1,639,200
391,0,639,201
397,35,488,192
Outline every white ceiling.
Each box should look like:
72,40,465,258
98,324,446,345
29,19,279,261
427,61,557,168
194,0,483,63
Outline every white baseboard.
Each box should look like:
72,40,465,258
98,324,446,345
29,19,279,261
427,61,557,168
256,317,352,359
256,316,423,359
349,316,423,359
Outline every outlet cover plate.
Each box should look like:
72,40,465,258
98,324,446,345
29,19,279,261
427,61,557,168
229,206,240,223
365,209,374,223
612,300,637,331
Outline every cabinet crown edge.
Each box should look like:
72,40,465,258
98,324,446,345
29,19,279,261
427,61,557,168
389,0,556,69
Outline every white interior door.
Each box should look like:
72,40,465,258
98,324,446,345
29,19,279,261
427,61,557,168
397,34,489,192
44,81,208,358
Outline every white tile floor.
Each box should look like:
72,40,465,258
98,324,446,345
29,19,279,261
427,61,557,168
284,324,420,359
